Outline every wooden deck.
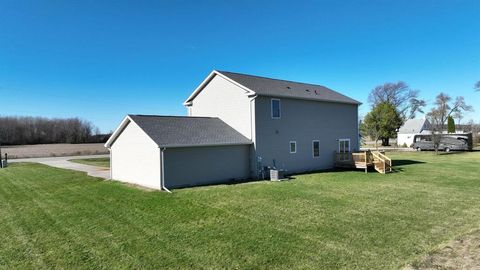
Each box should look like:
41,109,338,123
334,151,392,174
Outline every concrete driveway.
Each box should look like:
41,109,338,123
10,154,110,179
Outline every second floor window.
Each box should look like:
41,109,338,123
271,99,281,119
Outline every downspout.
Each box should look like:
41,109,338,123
249,95,258,179
357,104,360,152
109,148,112,179
160,147,172,193
250,97,254,141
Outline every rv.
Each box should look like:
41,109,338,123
412,134,472,152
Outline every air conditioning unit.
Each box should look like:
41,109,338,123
270,169,285,181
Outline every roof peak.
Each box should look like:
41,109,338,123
217,70,329,89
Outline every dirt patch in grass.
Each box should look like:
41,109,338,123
405,230,480,270
3,143,108,159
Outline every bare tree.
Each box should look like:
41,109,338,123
368,81,426,120
468,120,480,145
426,93,473,153
452,111,463,126
0,116,107,145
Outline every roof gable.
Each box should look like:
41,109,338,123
184,70,361,105
398,119,431,134
183,71,255,106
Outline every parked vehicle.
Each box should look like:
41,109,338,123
412,134,472,152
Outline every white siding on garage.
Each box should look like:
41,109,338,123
189,75,253,139
163,145,251,188
397,133,415,147
111,121,161,189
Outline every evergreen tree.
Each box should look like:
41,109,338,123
362,102,402,147
447,116,455,133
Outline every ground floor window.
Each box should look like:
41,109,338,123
290,141,297,153
338,139,351,161
312,140,320,158
338,139,350,153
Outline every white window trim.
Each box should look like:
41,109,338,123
289,141,297,154
312,140,320,158
338,138,351,153
271,98,281,119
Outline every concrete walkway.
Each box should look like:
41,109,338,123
10,154,110,179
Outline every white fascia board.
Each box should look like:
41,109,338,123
104,115,131,148
104,115,159,148
183,70,256,106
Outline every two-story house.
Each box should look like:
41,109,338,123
105,70,361,190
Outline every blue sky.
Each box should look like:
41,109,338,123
1,0,479,132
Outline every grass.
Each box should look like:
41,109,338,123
0,152,479,269
69,157,110,167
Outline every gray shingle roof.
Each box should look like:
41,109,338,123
218,71,361,105
398,119,430,134
128,115,252,147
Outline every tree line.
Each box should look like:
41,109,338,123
361,80,477,148
0,116,110,145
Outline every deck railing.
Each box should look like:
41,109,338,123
334,150,391,173
334,151,372,164
371,151,392,173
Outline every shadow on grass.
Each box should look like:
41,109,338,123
173,160,429,190
394,159,426,166
437,151,475,155
171,178,270,190
286,168,341,179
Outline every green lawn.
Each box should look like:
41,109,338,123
69,157,110,167
1,152,479,269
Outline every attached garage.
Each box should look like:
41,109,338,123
105,115,252,190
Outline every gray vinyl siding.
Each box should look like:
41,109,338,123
163,145,251,188
254,96,359,174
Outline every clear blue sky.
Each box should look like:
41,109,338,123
1,0,479,132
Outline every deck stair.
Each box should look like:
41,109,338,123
334,150,392,174
371,151,392,174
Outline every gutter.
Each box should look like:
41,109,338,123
157,142,252,149
160,147,172,193
255,94,361,105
